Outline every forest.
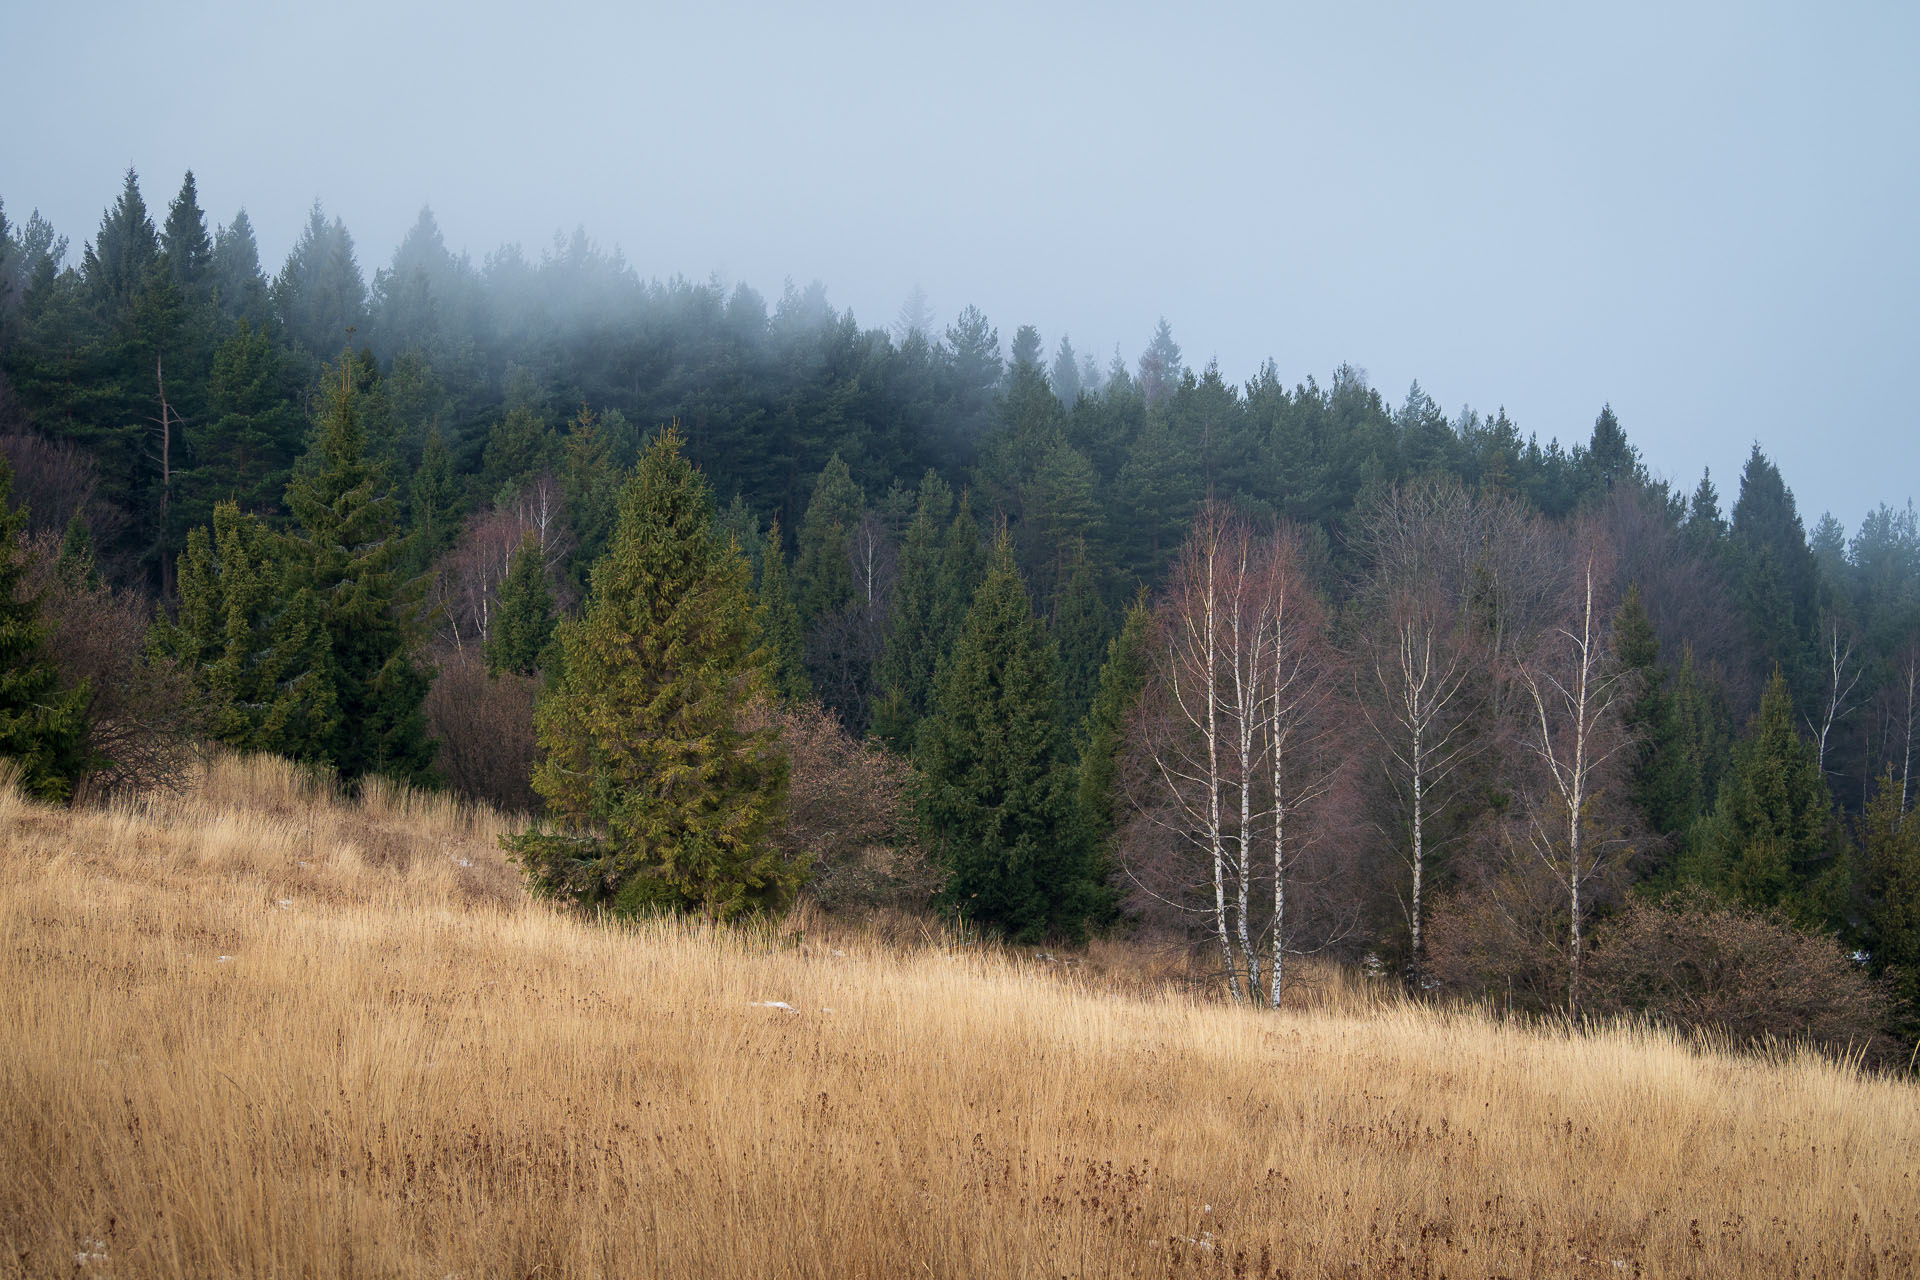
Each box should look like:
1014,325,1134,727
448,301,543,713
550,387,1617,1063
2,168,1917,1051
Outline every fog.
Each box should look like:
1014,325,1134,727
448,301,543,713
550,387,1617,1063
3,0,1914,521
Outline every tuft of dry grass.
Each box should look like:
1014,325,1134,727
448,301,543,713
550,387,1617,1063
3,754,1916,1278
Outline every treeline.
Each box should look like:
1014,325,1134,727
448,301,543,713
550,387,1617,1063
2,169,1918,1053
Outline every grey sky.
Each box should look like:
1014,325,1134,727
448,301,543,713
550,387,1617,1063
4,0,1915,528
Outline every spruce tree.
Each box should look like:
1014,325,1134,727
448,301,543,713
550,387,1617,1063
1615,584,1698,838
1051,541,1112,732
155,501,336,757
872,470,951,751
1074,592,1151,856
1857,769,1920,1037
507,427,794,920
486,534,555,677
1706,669,1840,922
794,453,862,625
0,459,93,802
757,515,809,702
916,532,1102,941
283,364,436,785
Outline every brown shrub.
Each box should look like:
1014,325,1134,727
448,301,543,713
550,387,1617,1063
424,653,540,814
1584,888,1894,1059
742,697,936,913
19,530,199,797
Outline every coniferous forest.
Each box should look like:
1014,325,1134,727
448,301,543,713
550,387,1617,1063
4,170,1918,1052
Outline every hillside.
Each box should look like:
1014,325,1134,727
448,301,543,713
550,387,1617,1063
3,758,1916,1279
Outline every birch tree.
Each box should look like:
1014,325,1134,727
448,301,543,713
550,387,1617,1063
1512,552,1631,1016
1352,479,1487,984
1807,612,1863,777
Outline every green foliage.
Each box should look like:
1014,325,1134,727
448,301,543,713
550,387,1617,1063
915,533,1106,942
794,453,862,625
1074,592,1151,854
485,535,555,678
153,500,336,757
1051,542,1112,732
507,427,795,920
1855,770,1920,1035
1692,670,1841,924
757,516,809,703
871,471,952,752
407,425,462,570
481,402,559,496
282,365,435,785
1615,584,1700,841
0,459,94,801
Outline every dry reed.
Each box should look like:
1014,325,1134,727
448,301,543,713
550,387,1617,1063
2,754,1914,1278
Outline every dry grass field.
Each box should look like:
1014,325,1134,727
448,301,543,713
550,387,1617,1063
3,755,1916,1279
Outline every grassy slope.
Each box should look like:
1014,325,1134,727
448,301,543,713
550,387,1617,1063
2,756,1916,1279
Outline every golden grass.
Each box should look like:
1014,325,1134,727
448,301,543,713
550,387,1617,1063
3,755,1916,1278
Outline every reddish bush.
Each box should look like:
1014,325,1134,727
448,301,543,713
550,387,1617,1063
424,653,540,814
742,697,935,912
1583,888,1893,1059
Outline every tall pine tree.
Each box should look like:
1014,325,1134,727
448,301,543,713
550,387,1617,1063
283,361,436,785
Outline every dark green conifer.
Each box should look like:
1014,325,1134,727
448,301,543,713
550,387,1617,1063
283,363,435,785
0,459,93,802
916,532,1103,941
154,501,336,757
1705,669,1840,923
1074,592,1151,855
486,535,556,678
872,471,952,752
757,515,809,703
507,427,795,920
794,453,862,625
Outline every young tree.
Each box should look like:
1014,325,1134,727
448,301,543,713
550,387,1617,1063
0,458,93,801
1856,768,1920,1036
1511,552,1632,1014
154,500,335,759
757,515,809,703
1704,669,1839,923
507,427,795,919
485,533,555,677
1075,591,1151,854
916,531,1102,941
1352,480,1487,983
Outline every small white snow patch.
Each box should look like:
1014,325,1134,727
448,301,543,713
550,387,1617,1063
277,898,293,909
749,1001,796,1011
820,1007,835,1014
74,1237,108,1266
216,955,233,963
451,856,473,868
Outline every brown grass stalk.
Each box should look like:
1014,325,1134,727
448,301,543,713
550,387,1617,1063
2,754,1915,1277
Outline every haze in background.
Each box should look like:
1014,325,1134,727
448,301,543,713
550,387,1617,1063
3,0,1913,523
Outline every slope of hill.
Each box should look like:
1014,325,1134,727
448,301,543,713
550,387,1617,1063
2,757,1915,1279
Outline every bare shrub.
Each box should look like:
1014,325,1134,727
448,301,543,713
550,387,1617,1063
743,696,934,912
0,431,132,563
18,529,199,797
1583,888,1893,1059
424,652,540,814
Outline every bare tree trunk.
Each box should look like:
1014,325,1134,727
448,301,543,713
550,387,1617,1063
1902,648,1916,816
153,352,178,598
1517,558,1626,1019
1810,616,1862,777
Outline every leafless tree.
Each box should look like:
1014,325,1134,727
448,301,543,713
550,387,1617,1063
1126,506,1350,1006
1510,547,1632,1015
427,474,575,659
1806,612,1863,778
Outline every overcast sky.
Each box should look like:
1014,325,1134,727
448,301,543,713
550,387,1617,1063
4,0,1914,528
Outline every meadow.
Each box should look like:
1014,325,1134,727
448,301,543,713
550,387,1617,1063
2,756,1914,1278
